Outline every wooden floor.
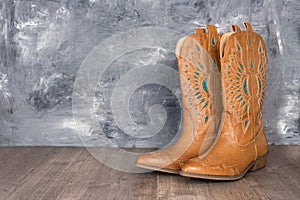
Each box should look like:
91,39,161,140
0,146,299,200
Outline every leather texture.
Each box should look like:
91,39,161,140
181,23,269,179
136,25,223,173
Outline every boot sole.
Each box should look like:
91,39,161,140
136,163,180,174
179,153,268,180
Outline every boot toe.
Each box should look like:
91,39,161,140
181,157,208,175
136,151,181,172
181,157,240,177
136,153,160,167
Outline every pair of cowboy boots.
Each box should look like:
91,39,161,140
136,22,268,180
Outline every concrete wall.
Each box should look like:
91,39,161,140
0,0,299,147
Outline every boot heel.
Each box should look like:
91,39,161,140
250,154,268,172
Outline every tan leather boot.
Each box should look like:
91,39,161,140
136,25,223,174
180,22,269,180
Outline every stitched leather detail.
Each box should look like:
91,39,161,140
179,41,212,124
256,41,267,109
223,35,267,135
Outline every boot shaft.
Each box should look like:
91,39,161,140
219,23,268,144
176,25,223,133
135,26,225,172
174,25,224,153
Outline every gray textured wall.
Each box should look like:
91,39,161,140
0,0,299,147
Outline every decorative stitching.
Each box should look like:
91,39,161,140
180,37,219,123
224,36,267,134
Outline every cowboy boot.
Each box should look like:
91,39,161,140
180,22,269,180
136,25,223,174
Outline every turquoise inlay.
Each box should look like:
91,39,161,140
241,101,245,106
195,45,201,51
238,68,242,72
195,84,198,86
245,105,248,112
197,95,202,99
195,92,200,96
236,94,241,99
194,71,199,75
243,79,249,95
203,103,208,108
202,78,208,93
237,90,240,92
187,78,190,80
239,64,244,69
195,88,199,90
237,45,241,51
194,76,198,79
204,116,209,123
245,119,249,127
237,73,241,77
258,78,262,92
228,66,231,68
213,58,217,69
198,62,203,68
212,36,215,45
200,99,205,103
237,78,240,80
250,60,253,69
230,79,233,82
238,98,243,102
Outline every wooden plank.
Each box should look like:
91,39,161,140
0,146,299,200
0,147,63,200
246,146,300,200
157,170,260,200
0,147,56,194
58,150,157,200
25,148,87,200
